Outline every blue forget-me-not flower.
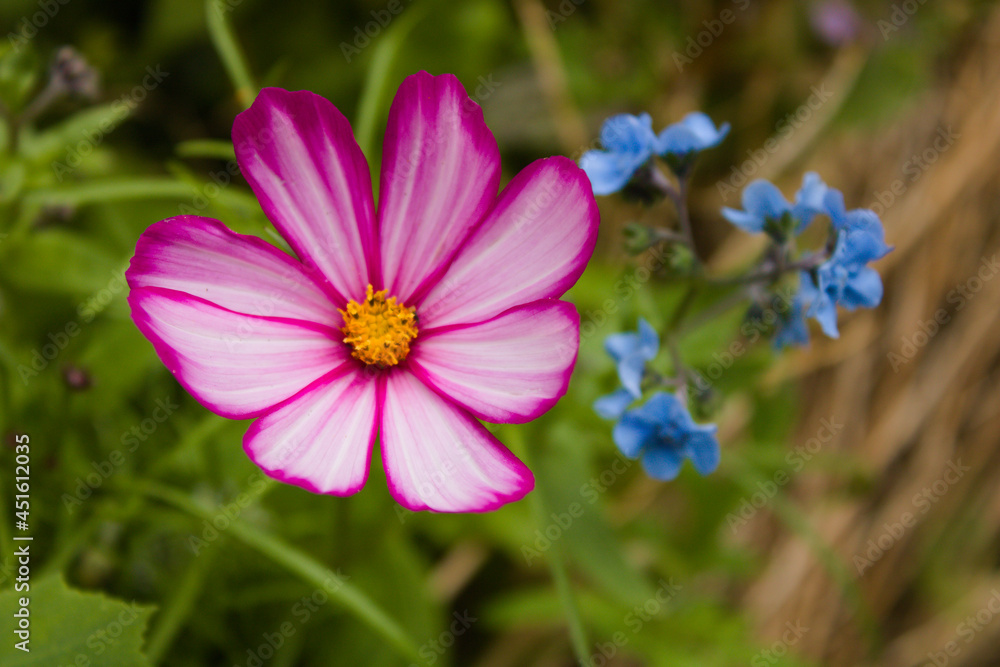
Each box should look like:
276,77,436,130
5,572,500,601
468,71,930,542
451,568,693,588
721,172,830,238
593,319,659,419
725,175,892,344
654,112,730,169
581,112,728,195
799,191,892,337
613,392,721,480
579,113,657,196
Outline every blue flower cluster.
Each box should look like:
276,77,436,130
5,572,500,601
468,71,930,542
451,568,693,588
583,107,891,485
594,320,720,481
722,173,892,344
580,112,729,195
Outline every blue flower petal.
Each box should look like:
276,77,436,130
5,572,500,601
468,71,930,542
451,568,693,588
773,300,811,348
637,392,687,438
614,392,719,480
580,149,649,196
791,172,829,229
823,189,849,229
578,114,658,195
810,294,840,338
617,354,648,398
636,318,659,359
841,266,883,310
604,331,641,362
655,112,729,157
837,213,892,263
640,445,685,481
613,414,656,458
800,273,840,338
680,112,730,145
593,388,634,420
601,113,656,153
721,206,766,233
742,180,791,220
686,426,721,475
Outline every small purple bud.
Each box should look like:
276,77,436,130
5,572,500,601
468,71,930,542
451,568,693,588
810,0,863,46
49,46,100,100
62,364,93,391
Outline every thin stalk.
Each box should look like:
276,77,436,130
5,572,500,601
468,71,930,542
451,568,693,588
145,548,216,663
354,0,434,161
507,428,591,663
123,478,422,664
205,0,257,109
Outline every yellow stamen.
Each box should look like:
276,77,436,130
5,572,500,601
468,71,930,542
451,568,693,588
339,284,418,367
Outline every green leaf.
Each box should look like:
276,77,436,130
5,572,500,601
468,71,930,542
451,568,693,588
0,229,122,296
0,44,39,115
0,574,154,665
19,102,131,163
23,178,261,217
126,479,423,664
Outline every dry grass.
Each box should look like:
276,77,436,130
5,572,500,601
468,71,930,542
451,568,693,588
739,7,1000,665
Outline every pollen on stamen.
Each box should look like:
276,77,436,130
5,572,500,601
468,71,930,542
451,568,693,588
339,284,419,368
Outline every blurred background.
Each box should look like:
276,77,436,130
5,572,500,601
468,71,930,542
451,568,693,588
1,0,999,665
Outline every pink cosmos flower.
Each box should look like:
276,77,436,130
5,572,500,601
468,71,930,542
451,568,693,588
126,72,598,512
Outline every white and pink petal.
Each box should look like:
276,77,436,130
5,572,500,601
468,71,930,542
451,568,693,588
380,371,533,512
377,71,501,303
127,215,339,325
244,368,378,495
417,156,598,329
409,300,578,423
233,88,376,304
129,286,347,419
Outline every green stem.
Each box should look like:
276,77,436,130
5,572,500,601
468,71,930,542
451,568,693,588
666,283,700,331
353,0,435,160
145,547,216,663
675,288,750,337
205,0,257,109
508,428,591,663
124,478,422,664
24,178,258,213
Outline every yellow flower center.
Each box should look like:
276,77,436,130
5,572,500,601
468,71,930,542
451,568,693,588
339,284,418,367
